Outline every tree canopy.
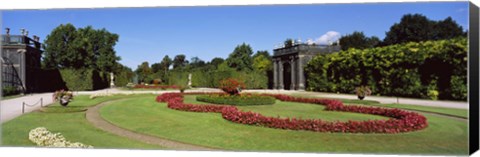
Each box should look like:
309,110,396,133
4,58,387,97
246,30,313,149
173,54,188,69
339,31,380,51
226,43,254,71
43,23,120,72
383,14,465,46
135,61,152,83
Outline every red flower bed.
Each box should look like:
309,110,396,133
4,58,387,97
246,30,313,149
219,78,246,95
155,93,428,133
134,84,179,89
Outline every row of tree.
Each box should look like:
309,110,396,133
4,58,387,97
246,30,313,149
134,43,273,88
339,14,466,50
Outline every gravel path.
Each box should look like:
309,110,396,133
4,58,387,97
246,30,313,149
244,89,469,109
85,98,218,151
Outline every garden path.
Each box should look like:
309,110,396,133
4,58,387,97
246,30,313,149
85,98,218,150
0,92,54,123
243,89,469,109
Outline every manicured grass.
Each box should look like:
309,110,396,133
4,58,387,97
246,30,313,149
1,94,164,149
100,95,468,155
288,93,468,118
196,94,276,106
185,95,388,121
360,103,467,119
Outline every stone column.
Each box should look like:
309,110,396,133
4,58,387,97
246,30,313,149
278,59,284,90
290,56,296,90
297,55,305,90
273,58,278,89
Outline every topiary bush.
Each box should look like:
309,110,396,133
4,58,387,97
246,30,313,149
196,94,276,106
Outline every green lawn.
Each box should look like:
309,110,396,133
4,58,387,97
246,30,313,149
100,95,468,155
288,93,468,118
1,94,165,149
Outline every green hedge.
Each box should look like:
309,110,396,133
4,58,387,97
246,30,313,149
2,86,20,96
196,94,276,106
60,69,109,91
168,68,268,89
305,37,467,101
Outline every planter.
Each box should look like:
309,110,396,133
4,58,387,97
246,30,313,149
358,95,365,100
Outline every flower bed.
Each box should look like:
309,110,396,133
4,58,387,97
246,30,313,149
155,93,428,134
196,94,276,106
29,127,93,148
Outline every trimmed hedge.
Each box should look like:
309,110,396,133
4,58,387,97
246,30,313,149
305,37,467,100
60,69,109,91
196,94,276,106
2,86,20,96
169,68,268,89
156,93,428,134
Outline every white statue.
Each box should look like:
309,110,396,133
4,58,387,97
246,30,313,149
188,73,192,88
110,72,115,87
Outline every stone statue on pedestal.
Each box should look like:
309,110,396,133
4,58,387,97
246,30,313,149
110,72,115,88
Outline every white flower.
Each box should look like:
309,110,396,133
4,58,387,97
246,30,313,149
28,127,93,148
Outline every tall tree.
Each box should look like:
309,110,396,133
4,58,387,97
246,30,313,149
173,54,188,69
42,23,78,69
189,56,206,68
253,54,272,72
89,28,120,72
383,14,465,46
43,23,120,72
339,31,380,50
209,57,224,68
432,17,465,40
159,55,172,75
226,43,254,71
253,50,271,59
135,61,152,83
151,63,162,73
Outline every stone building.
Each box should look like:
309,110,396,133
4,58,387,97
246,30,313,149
272,43,340,90
1,28,43,93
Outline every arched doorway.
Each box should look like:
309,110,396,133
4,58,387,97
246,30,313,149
283,62,291,90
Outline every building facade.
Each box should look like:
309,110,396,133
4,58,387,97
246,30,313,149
1,28,43,94
272,44,340,90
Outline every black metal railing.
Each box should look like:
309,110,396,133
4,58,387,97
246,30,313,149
1,35,41,48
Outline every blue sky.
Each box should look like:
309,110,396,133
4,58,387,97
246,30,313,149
1,2,469,70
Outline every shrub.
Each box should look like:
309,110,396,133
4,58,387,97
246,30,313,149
196,94,276,106
156,93,428,134
450,75,467,100
2,86,20,96
219,78,246,95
